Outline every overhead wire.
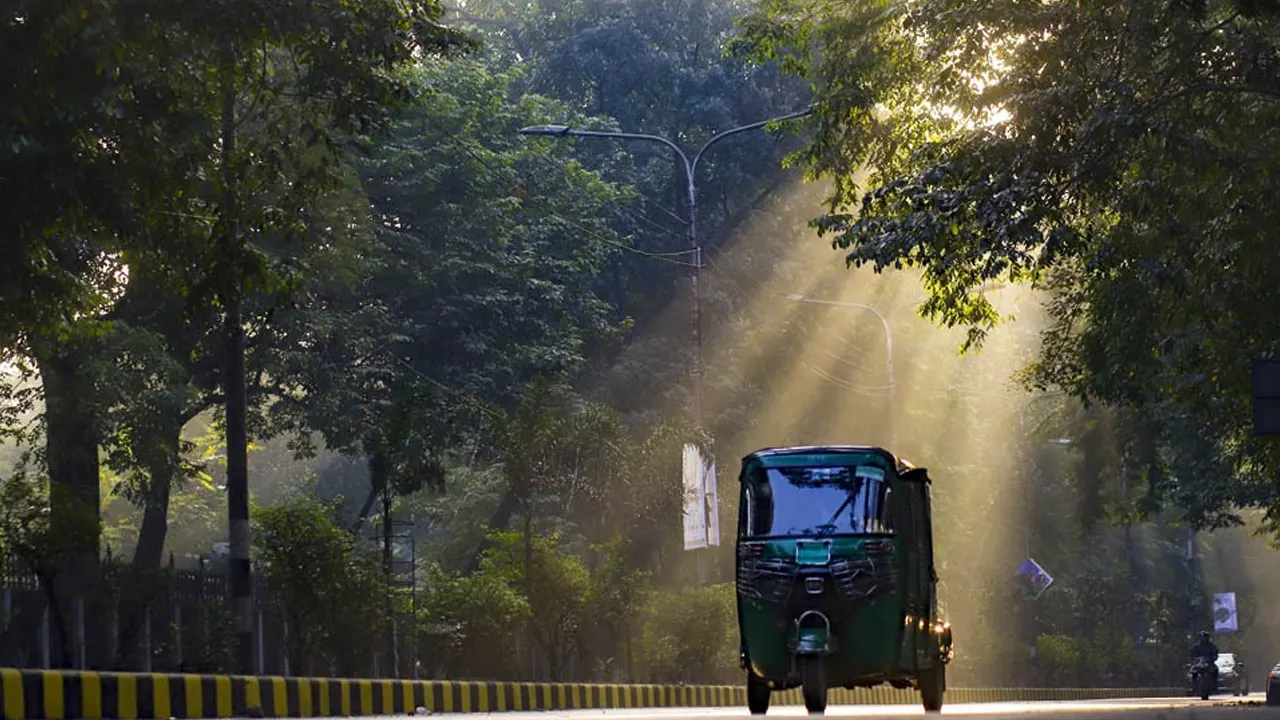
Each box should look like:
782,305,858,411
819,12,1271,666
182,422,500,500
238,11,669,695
523,152,691,245
379,343,508,424
799,360,893,396
631,189,690,229
415,111,699,267
701,245,753,301
521,141,690,231
343,336,499,420
820,347,889,377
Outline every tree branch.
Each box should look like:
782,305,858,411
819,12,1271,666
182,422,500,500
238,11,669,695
1151,82,1280,113
180,393,225,425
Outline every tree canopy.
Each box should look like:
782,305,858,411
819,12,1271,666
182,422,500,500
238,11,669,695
736,0,1280,529
2,0,1277,690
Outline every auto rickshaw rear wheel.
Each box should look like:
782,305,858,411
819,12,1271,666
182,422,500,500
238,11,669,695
747,671,771,715
919,664,945,713
800,656,827,715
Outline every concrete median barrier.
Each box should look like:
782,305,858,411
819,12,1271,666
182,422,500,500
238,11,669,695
0,669,1187,719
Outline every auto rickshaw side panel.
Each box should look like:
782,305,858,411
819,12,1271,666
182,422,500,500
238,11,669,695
895,465,942,674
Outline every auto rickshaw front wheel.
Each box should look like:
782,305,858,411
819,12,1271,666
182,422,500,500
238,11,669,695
747,672,771,715
799,656,827,714
919,664,945,713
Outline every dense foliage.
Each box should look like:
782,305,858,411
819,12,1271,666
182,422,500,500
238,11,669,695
0,0,1276,691
735,0,1280,529
254,495,388,676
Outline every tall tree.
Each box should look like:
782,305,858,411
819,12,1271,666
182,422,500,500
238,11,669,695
262,59,632,553
156,0,469,672
3,0,469,670
735,0,1280,529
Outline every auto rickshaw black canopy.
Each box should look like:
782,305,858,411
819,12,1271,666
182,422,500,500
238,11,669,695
741,445,930,483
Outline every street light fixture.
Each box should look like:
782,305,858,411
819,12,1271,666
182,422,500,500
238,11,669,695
519,106,814,427
784,293,896,447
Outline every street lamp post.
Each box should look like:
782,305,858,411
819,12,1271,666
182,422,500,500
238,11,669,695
1017,398,1072,682
784,293,896,448
520,107,813,427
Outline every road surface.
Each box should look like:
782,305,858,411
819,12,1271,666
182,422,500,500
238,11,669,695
295,693,1277,720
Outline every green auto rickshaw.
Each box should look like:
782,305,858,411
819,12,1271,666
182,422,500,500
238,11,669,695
735,445,954,715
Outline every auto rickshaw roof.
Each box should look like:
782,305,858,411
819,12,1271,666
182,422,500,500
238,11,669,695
743,445,924,477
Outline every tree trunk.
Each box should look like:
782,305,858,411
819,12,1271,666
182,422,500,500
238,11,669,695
38,340,102,564
36,336,102,667
463,490,520,574
353,439,392,533
351,483,380,532
104,422,181,671
131,430,179,571
34,566,72,668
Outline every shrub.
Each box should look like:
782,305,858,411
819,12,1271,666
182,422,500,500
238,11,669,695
254,495,385,676
637,583,738,684
417,562,530,680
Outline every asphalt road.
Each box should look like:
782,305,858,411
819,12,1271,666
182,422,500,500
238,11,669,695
338,693,1278,720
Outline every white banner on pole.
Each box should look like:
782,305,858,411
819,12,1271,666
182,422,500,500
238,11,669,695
704,458,719,546
682,444,708,550
1213,592,1238,633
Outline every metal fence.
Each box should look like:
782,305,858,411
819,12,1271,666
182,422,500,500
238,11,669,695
0,553,413,678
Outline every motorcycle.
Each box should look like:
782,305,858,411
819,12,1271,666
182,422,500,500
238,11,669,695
1189,657,1215,701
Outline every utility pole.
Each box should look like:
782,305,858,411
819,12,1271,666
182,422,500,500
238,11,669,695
520,108,813,587
219,35,255,676
382,482,399,678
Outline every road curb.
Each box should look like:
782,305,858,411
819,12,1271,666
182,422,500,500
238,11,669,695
0,669,1187,719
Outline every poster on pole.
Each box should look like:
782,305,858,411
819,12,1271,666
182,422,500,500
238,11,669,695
1014,557,1054,601
704,457,719,546
1213,592,1238,633
682,444,708,550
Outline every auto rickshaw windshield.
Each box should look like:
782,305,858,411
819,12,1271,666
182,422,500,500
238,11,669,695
743,464,893,538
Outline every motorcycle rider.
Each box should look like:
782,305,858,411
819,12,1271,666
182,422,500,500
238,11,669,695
1191,631,1220,689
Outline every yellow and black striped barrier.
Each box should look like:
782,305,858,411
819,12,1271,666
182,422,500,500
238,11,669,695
0,669,1188,719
